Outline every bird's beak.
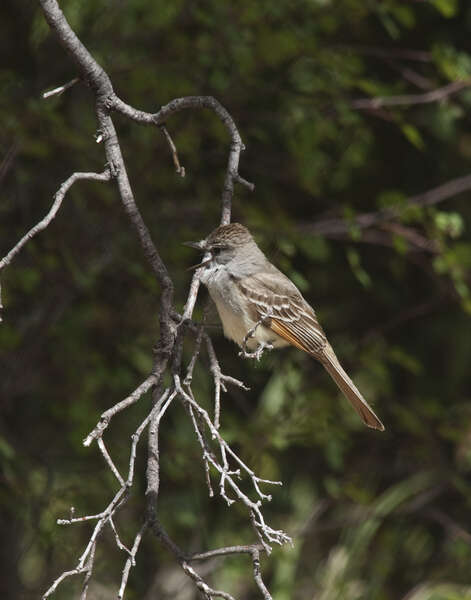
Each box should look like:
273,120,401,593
186,257,212,271
183,239,210,271
182,240,205,251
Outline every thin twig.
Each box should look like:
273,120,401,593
190,544,265,561
48,388,175,597
97,438,125,486
343,44,432,63
0,170,110,274
352,78,471,110
42,566,88,599
80,542,96,600
302,172,471,239
118,522,148,599
175,375,289,549
83,374,158,446
109,516,134,558
233,171,255,192
111,94,255,225
150,518,240,600
0,169,110,321
42,77,80,99
184,324,205,386
384,60,433,91
159,124,185,177
205,333,249,428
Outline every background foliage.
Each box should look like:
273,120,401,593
2,0,471,598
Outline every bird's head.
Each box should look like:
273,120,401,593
184,223,255,270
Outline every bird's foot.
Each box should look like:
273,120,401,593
239,342,274,361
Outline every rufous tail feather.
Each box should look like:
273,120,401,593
321,345,384,431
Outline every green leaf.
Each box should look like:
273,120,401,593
346,247,371,288
430,0,459,18
434,211,465,239
432,43,471,80
401,124,425,150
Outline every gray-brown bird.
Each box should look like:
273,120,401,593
185,223,384,431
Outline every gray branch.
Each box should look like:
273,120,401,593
0,170,110,318
351,78,471,110
29,1,280,599
301,172,471,246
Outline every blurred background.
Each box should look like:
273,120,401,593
2,0,471,598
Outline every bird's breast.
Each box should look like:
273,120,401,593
200,265,288,349
212,297,248,346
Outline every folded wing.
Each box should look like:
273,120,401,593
238,271,384,431
238,271,326,357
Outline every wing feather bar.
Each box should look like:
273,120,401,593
269,318,322,356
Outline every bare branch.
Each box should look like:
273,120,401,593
251,548,272,600
184,324,205,386
379,221,439,253
383,60,433,91
42,566,89,600
129,388,176,485
109,516,133,558
149,519,253,600
0,170,110,273
50,387,175,597
145,385,178,503
175,376,289,549
83,374,158,446
112,94,254,225
42,77,80,99
79,542,95,600
190,544,265,561
34,2,284,598
352,78,471,110
159,124,185,177
0,169,110,321
205,334,249,429
303,172,471,239
97,438,124,486
425,508,471,544
181,561,237,600
344,45,432,63
233,171,256,192
118,522,148,600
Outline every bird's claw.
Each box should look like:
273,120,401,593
239,342,274,361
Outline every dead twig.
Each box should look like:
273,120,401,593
42,77,80,99
159,123,185,177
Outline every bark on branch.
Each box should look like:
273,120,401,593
1,1,281,599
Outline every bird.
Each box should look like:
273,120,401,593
184,223,384,431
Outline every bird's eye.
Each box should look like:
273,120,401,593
212,247,222,256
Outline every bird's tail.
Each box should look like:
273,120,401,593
321,344,384,431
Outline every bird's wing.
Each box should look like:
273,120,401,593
238,271,326,356
239,272,384,430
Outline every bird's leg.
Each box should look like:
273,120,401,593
239,341,274,361
239,320,262,358
239,316,274,361
254,341,274,361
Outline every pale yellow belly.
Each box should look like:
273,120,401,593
213,298,288,350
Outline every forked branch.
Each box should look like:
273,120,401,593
1,1,288,599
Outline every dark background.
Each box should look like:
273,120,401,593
2,1,471,598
